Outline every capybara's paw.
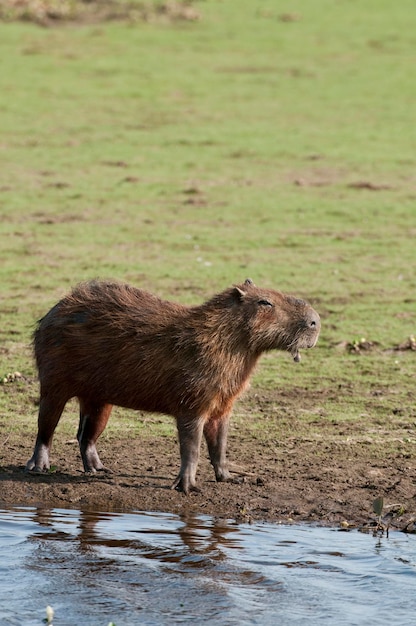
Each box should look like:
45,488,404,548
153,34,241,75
25,445,50,473
25,459,49,473
214,468,233,483
81,445,112,474
216,474,246,485
171,474,201,495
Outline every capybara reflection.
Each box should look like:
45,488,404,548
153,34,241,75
26,279,320,493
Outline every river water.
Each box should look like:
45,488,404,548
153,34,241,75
0,507,415,625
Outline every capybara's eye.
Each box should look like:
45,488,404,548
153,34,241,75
258,299,273,308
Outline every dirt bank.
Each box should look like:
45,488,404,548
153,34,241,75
1,389,415,531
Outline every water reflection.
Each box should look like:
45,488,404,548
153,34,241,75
30,508,240,564
0,507,415,626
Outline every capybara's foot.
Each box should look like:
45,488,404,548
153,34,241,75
214,464,251,484
25,442,50,472
80,443,111,474
214,467,232,483
171,474,201,495
25,460,49,473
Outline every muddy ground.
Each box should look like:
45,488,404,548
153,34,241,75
1,389,415,531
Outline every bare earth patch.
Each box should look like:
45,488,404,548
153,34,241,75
0,0,200,27
1,388,415,530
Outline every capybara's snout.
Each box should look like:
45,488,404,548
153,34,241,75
305,309,321,346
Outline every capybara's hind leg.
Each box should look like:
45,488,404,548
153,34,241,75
26,394,66,472
204,414,232,482
77,400,113,473
171,416,205,494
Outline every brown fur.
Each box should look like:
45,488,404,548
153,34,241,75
26,279,320,493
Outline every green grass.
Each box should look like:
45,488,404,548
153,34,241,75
0,0,415,440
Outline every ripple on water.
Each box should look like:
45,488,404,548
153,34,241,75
0,507,415,626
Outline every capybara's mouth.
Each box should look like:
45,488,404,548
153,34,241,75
291,348,301,362
291,337,319,362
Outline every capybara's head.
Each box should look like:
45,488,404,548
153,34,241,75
229,278,320,362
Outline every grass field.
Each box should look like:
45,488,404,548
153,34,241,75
1,0,415,446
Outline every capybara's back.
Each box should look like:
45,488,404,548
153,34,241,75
34,281,191,415
27,279,320,493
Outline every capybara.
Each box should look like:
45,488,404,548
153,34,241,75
26,279,320,493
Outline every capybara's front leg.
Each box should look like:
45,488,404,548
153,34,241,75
203,414,232,482
172,416,205,494
77,400,113,473
26,395,67,472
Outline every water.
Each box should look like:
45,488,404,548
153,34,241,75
0,507,415,626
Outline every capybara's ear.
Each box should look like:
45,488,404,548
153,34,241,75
244,278,255,287
233,286,247,301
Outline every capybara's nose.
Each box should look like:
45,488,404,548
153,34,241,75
306,311,321,348
309,315,319,329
